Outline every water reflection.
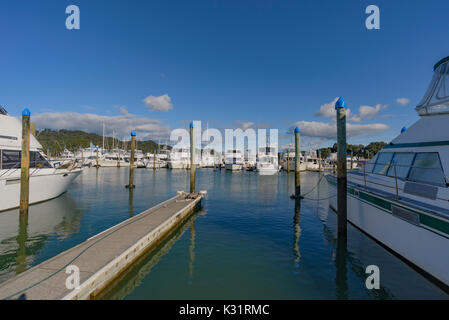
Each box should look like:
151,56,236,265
96,211,201,300
0,193,83,282
15,213,28,275
128,189,134,218
335,236,348,300
188,220,196,280
293,199,301,264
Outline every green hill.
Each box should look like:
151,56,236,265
35,129,170,156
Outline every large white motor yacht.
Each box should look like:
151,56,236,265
256,146,279,175
326,56,449,287
0,107,82,212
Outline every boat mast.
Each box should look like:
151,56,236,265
102,123,105,152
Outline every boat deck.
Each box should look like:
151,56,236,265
0,191,204,300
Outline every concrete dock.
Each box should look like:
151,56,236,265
0,191,205,300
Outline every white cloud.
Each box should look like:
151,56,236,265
235,121,254,130
314,97,339,118
33,111,171,140
396,97,410,106
143,94,173,112
314,98,388,122
351,104,389,121
291,120,389,139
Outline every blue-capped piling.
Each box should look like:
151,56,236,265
294,126,301,198
335,97,347,239
190,122,196,193
126,131,136,188
20,108,31,215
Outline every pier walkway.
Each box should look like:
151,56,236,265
0,191,205,300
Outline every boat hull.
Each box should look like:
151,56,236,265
0,169,82,212
168,161,187,169
225,164,242,171
257,168,278,175
327,177,449,287
281,161,307,171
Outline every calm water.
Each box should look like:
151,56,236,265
0,168,447,299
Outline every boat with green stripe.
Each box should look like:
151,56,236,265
326,56,449,289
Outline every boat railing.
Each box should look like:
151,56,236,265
352,159,449,201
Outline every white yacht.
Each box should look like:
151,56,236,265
0,107,82,212
134,150,146,168
256,146,279,175
200,150,215,168
326,56,449,287
98,149,129,167
281,149,306,172
168,148,190,169
225,149,243,171
74,143,101,167
156,147,170,168
144,151,166,169
303,149,321,171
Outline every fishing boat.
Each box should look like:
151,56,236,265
225,149,243,171
281,148,306,171
326,56,449,287
0,107,82,212
256,146,279,175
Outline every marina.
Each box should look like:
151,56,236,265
2,0,449,305
0,168,447,299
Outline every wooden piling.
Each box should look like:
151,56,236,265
287,149,290,173
19,108,31,215
318,150,322,172
30,122,36,136
190,122,196,193
335,97,347,238
153,149,156,170
96,149,99,168
117,149,121,168
127,131,136,188
213,151,217,172
294,127,301,197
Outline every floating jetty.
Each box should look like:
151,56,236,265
0,190,205,300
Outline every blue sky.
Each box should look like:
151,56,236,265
1,0,449,149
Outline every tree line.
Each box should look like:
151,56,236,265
317,141,386,159
35,129,169,156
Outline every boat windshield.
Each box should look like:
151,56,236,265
416,56,449,116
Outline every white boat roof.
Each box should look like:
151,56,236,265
390,114,449,145
0,113,42,150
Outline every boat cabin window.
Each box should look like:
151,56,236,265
372,151,446,187
1,150,52,169
408,152,446,186
386,152,415,179
373,152,393,175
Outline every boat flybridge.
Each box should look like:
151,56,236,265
225,149,244,171
326,56,449,287
0,107,82,212
256,146,279,175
